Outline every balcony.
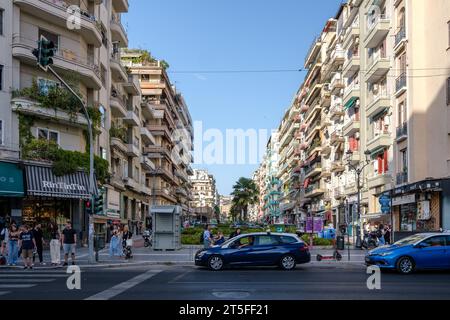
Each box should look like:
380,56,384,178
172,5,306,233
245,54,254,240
111,13,129,47
110,93,127,118
111,137,128,154
141,185,152,196
396,123,408,142
305,121,321,142
124,177,140,192
11,98,88,128
122,75,140,96
304,104,322,124
321,116,331,129
334,186,345,199
366,92,391,118
304,36,322,68
320,87,331,107
110,53,128,82
343,53,360,78
13,0,102,47
368,174,392,189
12,35,101,90
123,111,140,127
305,183,325,198
343,118,361,136
366,132,391,153
330,130,345,146
141,155,156,171
304,162,322,179
343,83,360,109
140,127,156,146
153,188,177,203
396,172,408,185
330,74,345,95
394,27,406,53
300,103,309,113
346,150,360,164
321,165,332,178
126,141,140,158
345,182,358,195
365,54,390,83
144,145,172,160
343,21,360,48
395,73,407,96
331,161,345,173
305,83,323,106
330,47,345,68
330,104,345,121
364,14,390,48
112,0,129,12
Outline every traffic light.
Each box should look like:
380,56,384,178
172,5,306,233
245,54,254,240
93,187,106,215
32,35,55,71
85,200,92,215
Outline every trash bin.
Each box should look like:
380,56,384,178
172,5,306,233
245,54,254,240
337,236,345,251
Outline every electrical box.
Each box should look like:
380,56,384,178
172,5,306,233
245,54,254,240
151,205,182,250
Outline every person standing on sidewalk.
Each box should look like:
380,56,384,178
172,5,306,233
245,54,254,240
203,225,213,249
122,225,133,260
6,223,19,266
49,222,61,266
1,223,9,257
32,224,45,266
19,225,36,270
61,221,77,266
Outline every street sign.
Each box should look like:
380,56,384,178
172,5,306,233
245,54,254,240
379,194,391,214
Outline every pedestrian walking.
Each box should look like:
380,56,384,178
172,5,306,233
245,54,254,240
19,225,36,270
6,224,19,266
109,229,122,258
122,225,133,259
1,223,9,257
49,222,61,266
61,221,77,266
377,224,386,246
32,223,45,266
384,225,392,245
203,224,213,249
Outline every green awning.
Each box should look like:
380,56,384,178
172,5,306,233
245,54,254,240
0,162,24,197
344,97,358,110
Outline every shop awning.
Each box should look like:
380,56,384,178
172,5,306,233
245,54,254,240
25,164,95,200
0,162,25,197
344,97,358,110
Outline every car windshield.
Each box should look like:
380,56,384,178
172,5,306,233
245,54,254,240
394,234,430,246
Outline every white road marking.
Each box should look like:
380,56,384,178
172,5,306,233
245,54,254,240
0,284,37,289
0,274,68,278
85,269,162,301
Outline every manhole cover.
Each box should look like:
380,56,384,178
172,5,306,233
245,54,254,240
212,291,251,299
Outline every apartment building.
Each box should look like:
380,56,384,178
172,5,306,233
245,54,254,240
218,195,233,222
121,49,195,220
0,0,153,238
189,169,218,222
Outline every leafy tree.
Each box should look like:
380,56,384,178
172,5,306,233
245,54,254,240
231,177,259,222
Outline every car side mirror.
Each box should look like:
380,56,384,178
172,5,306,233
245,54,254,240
415,243,429,249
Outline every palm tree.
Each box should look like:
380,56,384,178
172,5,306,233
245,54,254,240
231,177,259,222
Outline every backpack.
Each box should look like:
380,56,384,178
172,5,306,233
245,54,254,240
199,231,204,244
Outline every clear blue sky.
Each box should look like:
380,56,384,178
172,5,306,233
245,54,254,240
124,0,342,195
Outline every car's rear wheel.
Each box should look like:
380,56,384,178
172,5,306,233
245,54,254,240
396,256,415,275
280,255,296,271
208,255,224,271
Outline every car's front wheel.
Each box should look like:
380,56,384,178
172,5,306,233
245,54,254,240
279,255,297,271
396,256,415,275
208,255,224,271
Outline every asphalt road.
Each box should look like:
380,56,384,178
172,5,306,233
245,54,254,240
2,263,450,300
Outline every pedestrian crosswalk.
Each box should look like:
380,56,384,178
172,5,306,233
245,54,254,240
0,270,67,297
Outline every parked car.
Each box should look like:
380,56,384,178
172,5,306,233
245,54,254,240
195,232,311,271
365,232,450,274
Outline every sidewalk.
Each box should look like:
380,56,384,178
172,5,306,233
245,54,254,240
0,242,367,269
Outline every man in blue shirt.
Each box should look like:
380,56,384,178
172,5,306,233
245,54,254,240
203,225,213,249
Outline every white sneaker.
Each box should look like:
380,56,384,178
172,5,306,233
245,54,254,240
41,262,46,266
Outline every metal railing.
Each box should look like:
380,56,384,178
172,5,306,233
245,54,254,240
396,122,408,139
395,27,406,47
396,73,407,92
367,14,389,31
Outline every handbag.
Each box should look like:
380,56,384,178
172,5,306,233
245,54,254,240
126,239,133,247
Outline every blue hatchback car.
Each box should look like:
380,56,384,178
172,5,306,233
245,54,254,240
195,232,311,271
365,232,450,274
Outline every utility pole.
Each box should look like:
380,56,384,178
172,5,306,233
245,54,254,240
47,67,96,264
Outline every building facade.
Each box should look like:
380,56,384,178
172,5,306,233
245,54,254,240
189,169,218,222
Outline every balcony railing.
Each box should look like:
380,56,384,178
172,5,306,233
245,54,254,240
396,172,408,185
395,27,406,47
304,161,322,176
367,14,389,31
396,73,407,93
396,122,408,139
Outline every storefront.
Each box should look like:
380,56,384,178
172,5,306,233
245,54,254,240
380,178,450,241
0,161,25,225
22,163,95,237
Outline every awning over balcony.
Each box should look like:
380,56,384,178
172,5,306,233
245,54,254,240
344,97,358,110
0,162,25,197
25,164,96,200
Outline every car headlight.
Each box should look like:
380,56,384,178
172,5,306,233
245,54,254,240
379,251,394,257
196,251,206,258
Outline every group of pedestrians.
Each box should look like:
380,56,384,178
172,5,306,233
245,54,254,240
108,225,133,259
202,225,243,249
0,220,78,269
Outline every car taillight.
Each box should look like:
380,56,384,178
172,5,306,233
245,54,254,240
299,245,309,252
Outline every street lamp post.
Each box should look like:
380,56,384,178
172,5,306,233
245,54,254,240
346,149,371,249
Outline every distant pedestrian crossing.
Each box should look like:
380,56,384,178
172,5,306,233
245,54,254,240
0,270,67,297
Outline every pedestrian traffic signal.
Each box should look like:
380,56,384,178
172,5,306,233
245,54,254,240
85,200,92,215
32,35,55,71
